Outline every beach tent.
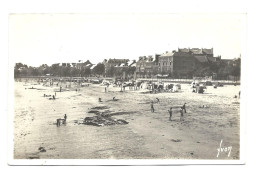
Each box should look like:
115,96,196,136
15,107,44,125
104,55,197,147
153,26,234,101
140,82,148,89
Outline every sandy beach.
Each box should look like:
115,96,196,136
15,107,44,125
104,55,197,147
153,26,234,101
13,79,240,159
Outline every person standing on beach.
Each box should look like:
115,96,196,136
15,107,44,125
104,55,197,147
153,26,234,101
56,119,60,127
181,103,187,113
168,107,173,121
64,114,67,124
105,87,107,93
60,86,62,92
151,101,155,113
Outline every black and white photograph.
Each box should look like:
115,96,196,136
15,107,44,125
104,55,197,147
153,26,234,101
8,13,246,165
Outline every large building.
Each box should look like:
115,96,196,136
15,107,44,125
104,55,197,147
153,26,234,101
103,58,129,75
157,48,221,78
135,55,159,78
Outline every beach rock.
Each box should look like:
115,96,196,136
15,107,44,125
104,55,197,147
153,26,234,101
116,119,129,124
38,147,46,152
88,110,99,114
171,139,182,142
83,113,129,127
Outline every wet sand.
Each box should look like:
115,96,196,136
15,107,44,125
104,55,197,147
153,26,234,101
13,80,240,159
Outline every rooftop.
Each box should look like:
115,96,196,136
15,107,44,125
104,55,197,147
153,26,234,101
107,58,129,63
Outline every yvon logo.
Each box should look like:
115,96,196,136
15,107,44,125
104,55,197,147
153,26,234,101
216,140,232,158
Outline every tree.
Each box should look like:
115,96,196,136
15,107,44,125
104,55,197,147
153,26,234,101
93,63,105,76
14,68,20,78
61,66,70,77
14,63,28,77
230,58,241,81
83,67,91,77
230,58,241,76
15,63,28,69
28,66,39,76
70,67,80,77
21,68,28,76
126,67,136,76
50,64,60,76
107,66,115,77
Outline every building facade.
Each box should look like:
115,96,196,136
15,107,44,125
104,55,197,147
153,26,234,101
157,48,221,78
136,55,159,78
103,58,129,75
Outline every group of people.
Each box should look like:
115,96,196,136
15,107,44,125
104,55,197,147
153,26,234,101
150,100,187,121
168,103,186,121
56,114,67,127
44,92,56,100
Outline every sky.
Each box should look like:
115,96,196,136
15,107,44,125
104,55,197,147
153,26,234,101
9,13,245,67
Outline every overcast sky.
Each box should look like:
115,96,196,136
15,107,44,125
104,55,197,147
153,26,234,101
9,13,245,67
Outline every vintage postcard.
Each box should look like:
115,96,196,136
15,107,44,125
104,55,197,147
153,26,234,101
8,13,246,165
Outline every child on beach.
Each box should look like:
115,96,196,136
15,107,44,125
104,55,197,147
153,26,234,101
168,107,173,121
151,101,155,113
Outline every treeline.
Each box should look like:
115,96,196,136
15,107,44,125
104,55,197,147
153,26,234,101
192,58,241,79
14,63,105,78
14,62,136,78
